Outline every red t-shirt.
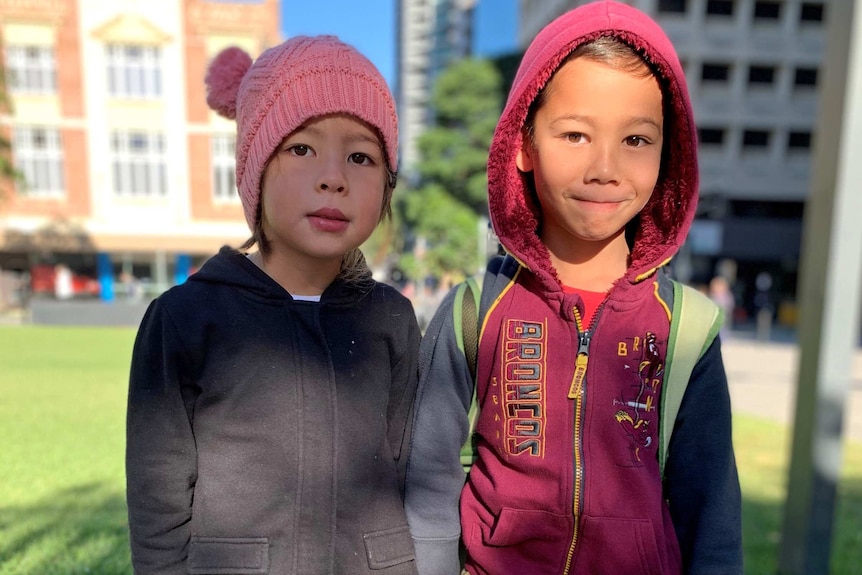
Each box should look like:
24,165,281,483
562,285,607,327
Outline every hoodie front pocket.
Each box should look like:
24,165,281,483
478,507,571,571
485,507,570,547
570,516,663,574
187,537,269,575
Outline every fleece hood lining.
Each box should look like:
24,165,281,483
487,1,698,292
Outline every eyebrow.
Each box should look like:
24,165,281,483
550,114,663,133
296,124,382,147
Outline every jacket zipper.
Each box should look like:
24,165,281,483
563,302,603,575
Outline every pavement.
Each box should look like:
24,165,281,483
722,335,862,444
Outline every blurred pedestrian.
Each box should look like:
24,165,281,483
53,263,73,300
709,275,736,339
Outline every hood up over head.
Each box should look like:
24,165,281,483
488,0,698,287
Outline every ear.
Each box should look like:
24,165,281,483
515,134,534,172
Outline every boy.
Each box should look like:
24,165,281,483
404,2,742,574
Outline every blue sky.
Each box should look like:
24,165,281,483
280,0,517,90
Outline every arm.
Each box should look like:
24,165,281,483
126,299,198,574
665,336,743,575
404,287,476,575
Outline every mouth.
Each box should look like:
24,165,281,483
308,207,348,221
307,208,350,233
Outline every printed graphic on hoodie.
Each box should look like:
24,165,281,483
501,318,548,458
614,331,666,466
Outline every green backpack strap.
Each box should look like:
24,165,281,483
453,277,481,472
659,280,724,479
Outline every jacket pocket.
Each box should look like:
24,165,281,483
187,537,269,574
363,525,416,570
485,507,570,546
571,516,663,574
471,507,570,573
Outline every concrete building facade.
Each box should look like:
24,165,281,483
0,0,279,304
396,0,476,177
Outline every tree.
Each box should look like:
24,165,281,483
0,54,18,194
400,58,503,281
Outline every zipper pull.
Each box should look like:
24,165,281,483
568,331,591,399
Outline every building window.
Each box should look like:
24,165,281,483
753,1,781,20
800,3,824,22
787,131,812,150
698,127,726,146
706,0,734,16
5,45,57,94
106,44,162,99
212,134,238,202
794,67,818,88
12,126,65,196
111,131,167,197
748,65,776,85
658,0,687,14
702,63,731,82
743,129,771,148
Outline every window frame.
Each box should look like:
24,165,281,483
12,125,65,197
110,130,168,197
706,0,734,17
702,62,732,82
105,44,163,100
698,127,726,146
211,134,239,203
743,129,772,149
5,44,57,95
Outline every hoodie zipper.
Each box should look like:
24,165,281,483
563,302,603,575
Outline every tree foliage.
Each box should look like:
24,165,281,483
400,58,503,280
0,55,18,193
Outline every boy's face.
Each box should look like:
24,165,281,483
516,57,663,253
260,114,386,270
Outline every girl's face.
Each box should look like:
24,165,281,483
516,56,663,255
259,114,386,271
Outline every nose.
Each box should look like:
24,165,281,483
584,141,621,185
317,157,347,193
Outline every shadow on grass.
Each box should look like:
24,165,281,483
0,477,859,574
0,482,131,575
741,476,862,574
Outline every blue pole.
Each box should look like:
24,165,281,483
175,254,191,285
96,252,114,302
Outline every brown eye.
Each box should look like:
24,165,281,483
624,136,649,147
349,152,373,165
288,144,310,156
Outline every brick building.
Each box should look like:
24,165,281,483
0,0,280,305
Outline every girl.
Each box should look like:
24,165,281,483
126,36,419,575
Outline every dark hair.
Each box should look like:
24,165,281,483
523,36,657,143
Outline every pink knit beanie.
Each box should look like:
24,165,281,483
205,36,399,229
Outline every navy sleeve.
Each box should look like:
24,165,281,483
665,336,743,575
404,286,475,575
126,299,197,574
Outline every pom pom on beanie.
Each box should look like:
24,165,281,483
205,47,253,120
204,36,399,230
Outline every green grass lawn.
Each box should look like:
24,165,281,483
0,326,135,575
0,325,860,574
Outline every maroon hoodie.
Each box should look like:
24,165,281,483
405,2,741,574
